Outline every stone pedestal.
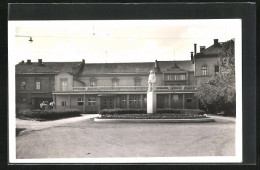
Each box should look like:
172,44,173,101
147,91,156,114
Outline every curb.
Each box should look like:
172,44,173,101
94,117,215,123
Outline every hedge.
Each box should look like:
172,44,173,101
100,113,207,119
100,108,205,115
100,109,147,115
17,109,81,120
157,109,205,115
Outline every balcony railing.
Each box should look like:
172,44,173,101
72,86,198,92
155,86,198,91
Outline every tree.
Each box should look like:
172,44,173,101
195,39,236,116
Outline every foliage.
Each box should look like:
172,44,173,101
17,109,81,120
100,108,147,115
100,113,207,119
100,108,205,115
195,39,236,116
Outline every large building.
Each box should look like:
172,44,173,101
15,39,234,113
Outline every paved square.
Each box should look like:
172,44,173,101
16,116,235,158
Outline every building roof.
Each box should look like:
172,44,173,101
15,62,81,74
16,60,194,75
194,39,234,58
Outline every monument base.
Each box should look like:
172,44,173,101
147,91,156,114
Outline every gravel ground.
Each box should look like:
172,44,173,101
16,116,235,158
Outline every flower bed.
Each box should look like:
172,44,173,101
99,113,207,119
17,109,82,121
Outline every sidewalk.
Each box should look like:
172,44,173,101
207,115,236,123
16,114,99,133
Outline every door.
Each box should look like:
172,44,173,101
101,97,114,109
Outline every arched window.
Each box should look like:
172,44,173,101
202,65,208,76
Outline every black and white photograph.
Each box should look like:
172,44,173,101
9,17,243,163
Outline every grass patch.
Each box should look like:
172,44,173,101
17,109,82,121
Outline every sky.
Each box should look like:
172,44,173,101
10,19,241,64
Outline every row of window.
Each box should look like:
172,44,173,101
165,74,186,81
74,97,148,106
201,65,219,76
89,78,141,87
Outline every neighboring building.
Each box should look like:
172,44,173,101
15,39,234,113
15,59,80,110
191,39,234,85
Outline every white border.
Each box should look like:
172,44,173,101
8,20,242,163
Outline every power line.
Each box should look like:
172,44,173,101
15,34,212,40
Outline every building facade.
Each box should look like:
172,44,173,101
15,39,234,113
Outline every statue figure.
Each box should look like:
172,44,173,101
148,70,156,92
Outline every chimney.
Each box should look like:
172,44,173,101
200,46,206,52
38,59,43,66
194,44,197,55
214,39,218,46
27,59,31,64
191,52,194,64
154,60,162,74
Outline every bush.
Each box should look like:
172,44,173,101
18,109,81,120
157,109,205,115
100,113,207,119
100,108,205,115
100,109,147,115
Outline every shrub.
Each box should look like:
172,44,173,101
100,109,146,115
157,109,205,115
100,113,207,119
100,108,205,115
18,109,81,120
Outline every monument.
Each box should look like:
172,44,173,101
147,69,157,114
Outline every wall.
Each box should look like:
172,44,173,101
56,95,70,109
77,75,149,87
55,72,74,91
16,74,55,111
188,72,195,85
195,57,219,85
195,57,219,77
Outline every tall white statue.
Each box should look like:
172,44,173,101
148,70,156,92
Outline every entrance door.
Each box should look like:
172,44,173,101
101,97,114,109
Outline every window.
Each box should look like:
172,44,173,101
122,98,126,104
112,78,119,87
20,81,26,90
60,79,68,91
165,74,186,80
180,74,186,80
202,66,208,76
173,95,178,102
90,78,97,87
133,98,137,104
62,101,66,106
186,95,192,103
88,98,96,105
77,98,84,105
36,81,41,90
215,66,219,73
144,98,147,103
